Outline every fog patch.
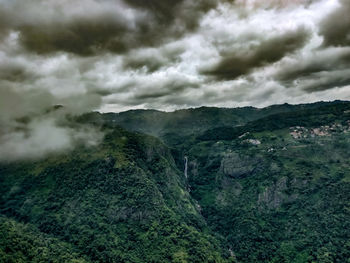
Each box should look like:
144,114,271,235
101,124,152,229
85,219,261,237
0,117,103,162
0,87,104,162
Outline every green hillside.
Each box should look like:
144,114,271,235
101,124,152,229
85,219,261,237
187,113,350,262
0,127,232,262
102,101,338,135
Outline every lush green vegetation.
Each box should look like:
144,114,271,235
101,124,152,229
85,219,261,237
198,101,350,141
0,127,232,262
1,100,350,262
188,128,350,262
0,216,88,262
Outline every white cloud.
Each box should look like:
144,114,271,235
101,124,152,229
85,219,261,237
0,117,103,161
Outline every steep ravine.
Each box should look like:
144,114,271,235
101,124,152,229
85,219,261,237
0,127,234,263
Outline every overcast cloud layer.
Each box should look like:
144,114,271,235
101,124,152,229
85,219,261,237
1,0,350,160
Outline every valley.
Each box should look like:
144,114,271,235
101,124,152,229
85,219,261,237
1,100,350,262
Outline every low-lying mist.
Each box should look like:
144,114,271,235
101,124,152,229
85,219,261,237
0,87,104,162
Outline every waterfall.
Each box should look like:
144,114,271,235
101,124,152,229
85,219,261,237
184,156,188,179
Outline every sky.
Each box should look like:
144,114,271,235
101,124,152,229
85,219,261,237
0,0,350,160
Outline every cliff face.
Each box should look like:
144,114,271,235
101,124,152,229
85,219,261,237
220,152,260,178
258,176,290,209
182,102,350,262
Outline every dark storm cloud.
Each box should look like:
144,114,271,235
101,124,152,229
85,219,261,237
19,20,131,56
273,47,350,92
103,74,201,110
275,48,350,83
124,0,216,27
319,0,350,47
200,27,310,80
134,78,199,100
0,0,217,56
235,0,319,9
298,70,350,92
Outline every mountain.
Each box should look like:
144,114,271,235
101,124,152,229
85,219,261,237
98,101,346,146
0,126,233,262
1,100,350,262
184,102,350,262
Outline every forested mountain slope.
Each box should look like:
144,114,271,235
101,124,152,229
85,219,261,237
101,101,344,144
100,100,350,262
185,106,350,262
0,126,233,262
1,100,350,262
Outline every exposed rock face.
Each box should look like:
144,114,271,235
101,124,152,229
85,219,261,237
220,152,258,178
258,177,297,209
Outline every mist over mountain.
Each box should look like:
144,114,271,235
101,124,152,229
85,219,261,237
1,0,350,261
1,0,350,162
1,101,350,262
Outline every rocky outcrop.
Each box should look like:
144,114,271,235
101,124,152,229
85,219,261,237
220,152,259,178
258,177,297,209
